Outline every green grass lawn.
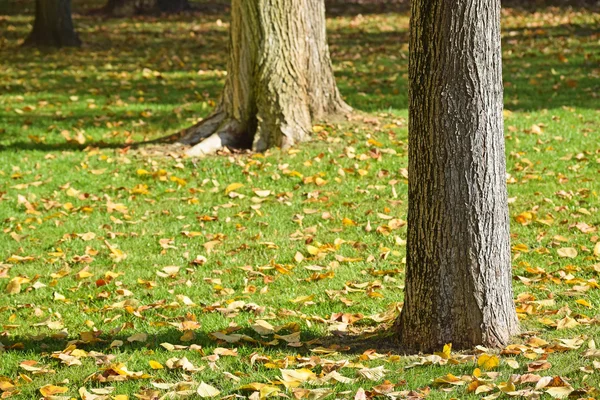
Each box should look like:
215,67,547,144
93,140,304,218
0,2,599,399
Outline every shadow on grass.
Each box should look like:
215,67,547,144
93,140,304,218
0,4,598,149
1,326,402,356
0,0,231,17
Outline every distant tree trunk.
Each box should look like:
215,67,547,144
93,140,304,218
179,0,350,156
394,0,519,352
24,0,81,48
95,0,191,17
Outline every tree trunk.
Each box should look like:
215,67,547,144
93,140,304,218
94,0,191,17
180,0,350,156
394,0,519,352
24,0,81,48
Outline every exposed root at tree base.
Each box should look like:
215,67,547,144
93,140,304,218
183,115,244,157
178,111,228,145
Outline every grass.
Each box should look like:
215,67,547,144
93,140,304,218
0,1,600,399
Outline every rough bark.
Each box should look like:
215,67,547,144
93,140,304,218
181,0,351,156
394,0,519,352
93,0,191,17
24,0,81,48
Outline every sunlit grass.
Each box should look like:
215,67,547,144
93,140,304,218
0,3,599,399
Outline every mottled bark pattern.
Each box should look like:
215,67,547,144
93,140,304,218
181,0,350,154
395,0,519,351
24,0,81,48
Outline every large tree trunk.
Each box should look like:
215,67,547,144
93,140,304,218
180,0,351,156
24,0,81,48
394,0,519,352
94,0,191,17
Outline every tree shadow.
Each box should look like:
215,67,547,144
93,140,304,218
326,0,410,16
0,2,597,144
1,326,398,356
502,0,599,10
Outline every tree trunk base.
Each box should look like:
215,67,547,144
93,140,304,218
24,0,81,48
23,31,81,48
169,0,352,157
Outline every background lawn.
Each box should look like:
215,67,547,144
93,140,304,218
0,1,599,398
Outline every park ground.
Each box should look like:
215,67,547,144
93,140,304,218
0,1,599,398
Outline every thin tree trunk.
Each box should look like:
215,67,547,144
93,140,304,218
24,0,81,48
180,0,350,156
394,0,519,352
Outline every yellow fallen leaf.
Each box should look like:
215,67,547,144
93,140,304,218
342,217,357,226
594,242,600,257
280,368,317,387
306,245,319,255
515,212,533,225
477,354,499,370
149,360,163,369
576,299,592,308
40,384,68,397
290,295,313,304
5,278,22,294
225,182,244,194
512,243,529,252
498,378,516,393
433,373,465,386
438,343,452,360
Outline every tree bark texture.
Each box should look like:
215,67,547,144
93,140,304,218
24,0,81,48
95,0,191,17
181,0,350,156
395,0,519,352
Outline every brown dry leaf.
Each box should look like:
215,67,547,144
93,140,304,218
165,357,202,372
546,386,574,399
527,359,552,372
354,388,367,400
292,388,333,400
253,189,271,197
557,247,577,258
357,365,387,381
556,316,579,330
213,347,238,357
79,232,96,241
594,242,600,257
252,320,275,335
5,278,22,294
127,333,147,343
197,382,220,398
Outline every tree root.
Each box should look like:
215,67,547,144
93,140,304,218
184,117,242,157
178,111,227,145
